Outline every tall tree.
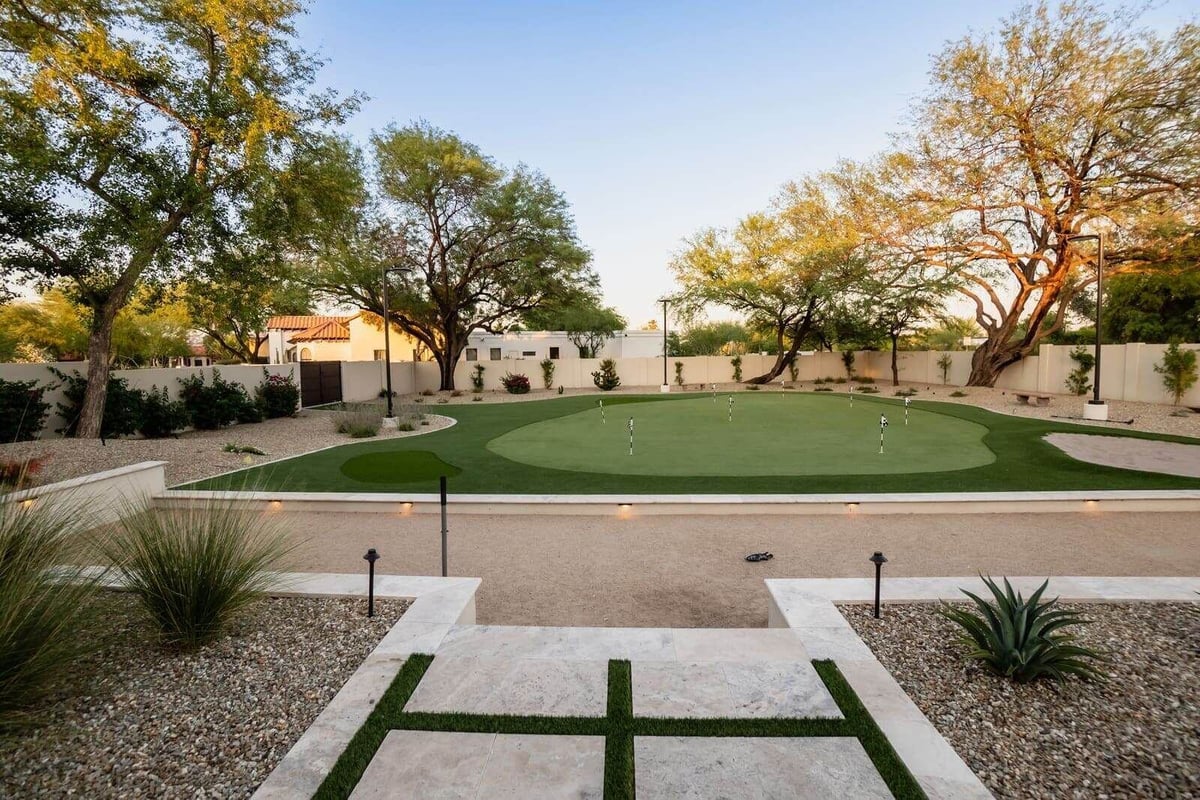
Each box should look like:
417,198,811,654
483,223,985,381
857,2,1200,385
0,0,356,436
311,123,594,389
672,181,864,383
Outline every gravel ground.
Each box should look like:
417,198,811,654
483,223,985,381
0,408,455,488
0,593,406,799
843,601,1200,800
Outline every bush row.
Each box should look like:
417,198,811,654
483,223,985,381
0,368,300,440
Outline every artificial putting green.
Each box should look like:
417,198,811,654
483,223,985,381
182,391,1200,495
488,394,993,475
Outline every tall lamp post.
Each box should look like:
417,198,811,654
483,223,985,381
381,265,413,420
1067,233,1107,421
658,297,670,393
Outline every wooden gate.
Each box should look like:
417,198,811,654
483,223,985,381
299,361,343,407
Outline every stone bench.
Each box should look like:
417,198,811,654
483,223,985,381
1015,392,1051,406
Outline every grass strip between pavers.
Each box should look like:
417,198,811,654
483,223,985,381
312,654,928,800
814,659,927,800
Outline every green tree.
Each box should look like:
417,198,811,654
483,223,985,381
1154,342,1198,405
842,3,1200,386
523,294,626,357
911,317,983,351
311,123,595,390
0,1,356,436
675,322,751,356
1104,272,1200,344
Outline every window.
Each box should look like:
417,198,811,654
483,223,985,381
549,347,560,360
373,349,386,361
522,350,536,357
300,348,312,361
465,348,478,361
490,348,501,361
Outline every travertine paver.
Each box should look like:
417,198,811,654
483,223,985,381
348,731,604,799
634,661,842,719
634,736,893,799
403,655,608,717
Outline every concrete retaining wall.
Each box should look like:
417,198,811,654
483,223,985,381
2,461,167,526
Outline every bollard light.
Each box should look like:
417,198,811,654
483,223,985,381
868,551,888,619
363,548,381,617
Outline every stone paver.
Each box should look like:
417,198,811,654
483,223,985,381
634,736,893,799
404,655,608,717
349,731,604,799
634,661,841,719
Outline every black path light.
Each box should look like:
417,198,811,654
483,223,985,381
363,547,381,617
869,551,888,619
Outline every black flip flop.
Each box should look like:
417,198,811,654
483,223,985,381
745,552,774,562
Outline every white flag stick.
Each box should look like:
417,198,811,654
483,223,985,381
849,384,853,407
879,414,889,454
904,396,910,425
628,416,634,456
599,399,605,424
728,395,734,422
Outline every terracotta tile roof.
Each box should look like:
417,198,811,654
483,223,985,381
289,318,351,342
266,315,351,330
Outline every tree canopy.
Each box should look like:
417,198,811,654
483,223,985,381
309,122,597,389
0,0,356,435
522,293,627,357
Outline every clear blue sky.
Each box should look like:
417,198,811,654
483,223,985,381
297,0,1192,327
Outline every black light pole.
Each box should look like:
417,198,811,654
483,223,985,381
1067,233,1106,410
381,265,412,418
363,547,380,617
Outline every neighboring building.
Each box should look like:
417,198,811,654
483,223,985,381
266,313,428,364
266,315,665,364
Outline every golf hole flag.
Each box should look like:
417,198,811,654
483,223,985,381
879,414,888,454
904,396,911,425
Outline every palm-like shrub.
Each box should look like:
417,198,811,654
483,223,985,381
105,503,293,648
0,494,98,726
941,576,1108,683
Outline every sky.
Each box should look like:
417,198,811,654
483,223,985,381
299,0,1193,327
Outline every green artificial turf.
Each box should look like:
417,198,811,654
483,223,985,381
183,391,1200,494
314,655,925,800
489,393,993,475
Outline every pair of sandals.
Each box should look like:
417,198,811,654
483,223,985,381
744,551,774,563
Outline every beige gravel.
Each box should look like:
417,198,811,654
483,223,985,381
0,408,454,488
0,593,406,799
275,510,1200,628
1046,433,1200,478
845,601,1200,800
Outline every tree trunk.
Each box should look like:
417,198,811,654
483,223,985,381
75,303,120,438
890,334,900,387
436,328,467,391
749,338,803,384
966,338,1027,387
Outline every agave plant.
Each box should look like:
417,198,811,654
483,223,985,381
941,576,1108,683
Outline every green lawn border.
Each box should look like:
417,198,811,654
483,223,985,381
186,391,1200,495
311,654,926,800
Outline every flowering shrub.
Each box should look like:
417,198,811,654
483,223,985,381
256,369,299,418
0,457,41,488
500,373,531,394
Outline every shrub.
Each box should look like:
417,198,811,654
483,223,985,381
894,388,917,397
746,384,760,390
0,495,99,726
674,361,685,387
236,400,264,424
470,364,485,393
472,395,483,402
814,386,833,392
0,379,50,442
179,370,254,430
256,369,299,419
731,355,743,382
941,576,1107,683
540,358,555,390
332,403,382,438
436,398,449,404
557,386,564,395
950,390,968,398
833,376,847,384
787,361,799,383
450,390,463,398
378,388,397,399
853,375,876,384
841,351,855,378
396,421,415,431
138,386,189,438
0,458,41,489
501,373,531,394
420,388,435,397
1065,346,1095,396
857,386,879,394
937,353,953,384
813,377,826,385
52,369,143,438
1154,341,1198,405
105,503,293,648
592,359,621,391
